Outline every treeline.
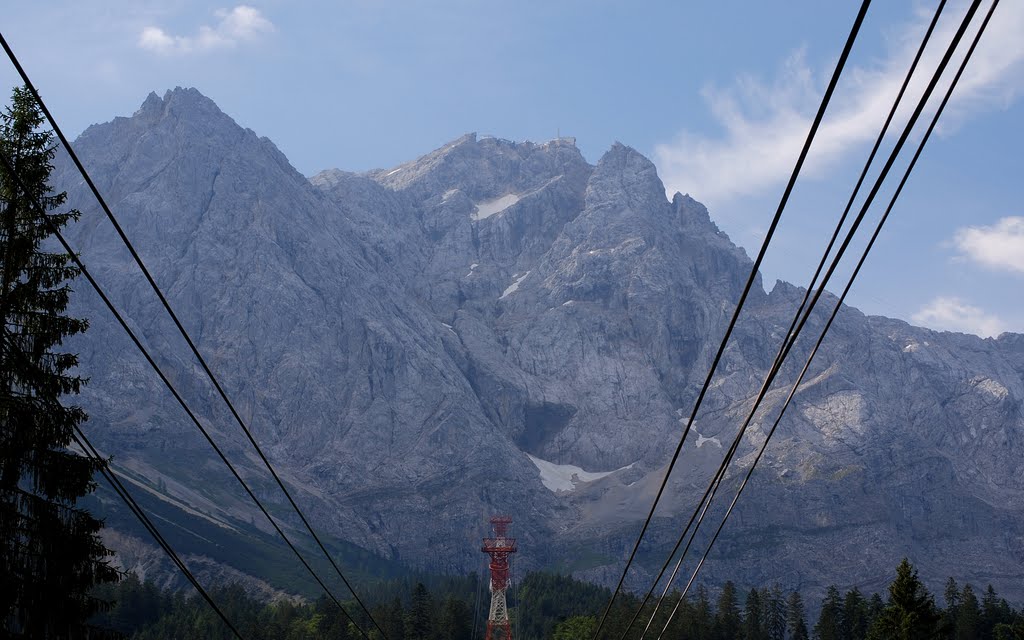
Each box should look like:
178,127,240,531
527,561,1024,640
90,560,1024,639
90,572,480,640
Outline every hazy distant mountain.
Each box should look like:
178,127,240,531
53,88,1024,601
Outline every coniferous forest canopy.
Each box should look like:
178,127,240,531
90,560,1024,640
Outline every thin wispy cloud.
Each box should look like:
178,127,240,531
139,6,274,55
654,2,1024,204
953,216,1024,274
911,296,1006,337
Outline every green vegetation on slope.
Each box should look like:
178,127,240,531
88,475,405,598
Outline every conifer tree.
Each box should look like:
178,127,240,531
437,595,471,640
840,588,868,640
405,583,434,640
981,585,1009,638
716,581,742,640
0,85,120,636
384,597,406,640
744,587,766,640
866,593,884,630
666,591,694,639
814,586,842,640
866,558,941,640
764,584,787,640
943,578,961,635
956,584,981,640
786,591,810,640
692,585,715,640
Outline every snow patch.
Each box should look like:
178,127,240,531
500,271,530,299
677,414,722,449
695,432,722,449
465,263,479,278
440,322,456,334
526,454,632,494
443,188,459,201
384,167,402,177
473,193,520,220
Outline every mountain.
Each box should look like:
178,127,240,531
52,88,1024,601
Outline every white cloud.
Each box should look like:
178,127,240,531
911,296,1006,337
139,6,274,55
953,216,1024,273
654,2,1024,204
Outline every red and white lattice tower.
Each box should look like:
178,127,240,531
481,515,518,640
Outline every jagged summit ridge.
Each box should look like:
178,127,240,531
136,87,220,116
50,89,1024,601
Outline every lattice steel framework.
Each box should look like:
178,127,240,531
481,515,517,640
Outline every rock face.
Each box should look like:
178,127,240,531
54,89,1024,601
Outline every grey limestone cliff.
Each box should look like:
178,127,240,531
53,88,1024,601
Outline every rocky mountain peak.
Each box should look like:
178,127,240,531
585,142,666,212
373,132,591,202
66,88,303,215
52,91,1024,603
124,86,237,133
672,192,713,226
137,91,163,117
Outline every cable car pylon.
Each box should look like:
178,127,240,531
481,515,517,640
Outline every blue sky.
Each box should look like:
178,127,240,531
2,1,1022,336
